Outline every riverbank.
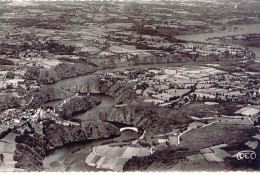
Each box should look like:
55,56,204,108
48,58,253,91
43,137,114,171
46,130,139,172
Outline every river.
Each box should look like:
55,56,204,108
42,129,139,171
43,92,118,171
176,24,260,58
48,62,187,91
47,24,260,94
74,94,116,121
46,24,260,93
45,93,116,120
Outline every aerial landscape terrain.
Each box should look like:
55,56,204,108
0,0,259,172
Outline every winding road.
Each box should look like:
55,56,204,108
177,121,219,145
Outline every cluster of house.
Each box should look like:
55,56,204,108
0,105,80,136
179,43,252,58
192,72,260,104
0,70,40,94
98,65,260,108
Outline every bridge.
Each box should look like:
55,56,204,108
120,127,138,132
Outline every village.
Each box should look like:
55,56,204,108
98,64,260,107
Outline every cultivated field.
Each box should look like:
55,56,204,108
181,123,257,149
85,145,150,171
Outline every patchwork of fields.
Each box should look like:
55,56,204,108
187,144,230,162
85,145,150,171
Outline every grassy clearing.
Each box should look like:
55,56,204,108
203,152,223,162
94,145,150,158
217,117,252,125
178,101,244,118
181,123,257,150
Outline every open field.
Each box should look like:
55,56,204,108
181,123,258,149
187,121,205,130
108,46,150,55
235,107,260,116
216,116,253,125
143,99,165,104
177,101,244,118
203,153,223,162
85,145,150,171
93,145,150,158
